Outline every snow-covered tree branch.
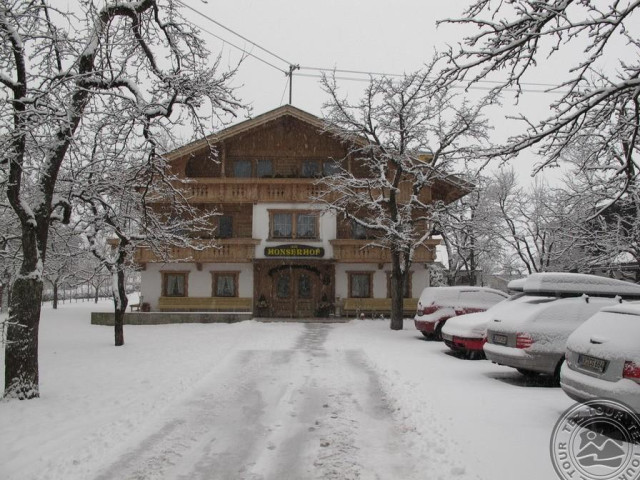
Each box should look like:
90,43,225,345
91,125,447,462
0,0,243,399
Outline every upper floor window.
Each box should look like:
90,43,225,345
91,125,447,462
233,160,252,178
270,211,319,239
302,159,321,178
217,215,233,239
351,221,368,240
297,214,317,238
323,160,341,176
256,159,273,178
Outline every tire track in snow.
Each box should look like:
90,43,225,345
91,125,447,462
91,324,420,480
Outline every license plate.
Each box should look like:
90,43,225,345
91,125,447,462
578,354,607,374
493,334,508,345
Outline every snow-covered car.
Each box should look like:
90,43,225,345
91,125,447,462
441,279,526,358
414,286,508,340
561,303,640,413
484,273,640,382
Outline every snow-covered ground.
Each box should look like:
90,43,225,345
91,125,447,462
0,299,574,480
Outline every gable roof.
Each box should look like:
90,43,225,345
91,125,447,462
165,105,326,161
164,104,472,202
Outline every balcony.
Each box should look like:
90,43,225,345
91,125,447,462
151,178,432,205
163,178,328,204
330,239,439,263
135,238,260,265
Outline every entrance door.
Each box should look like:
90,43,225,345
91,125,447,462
272,267,318,318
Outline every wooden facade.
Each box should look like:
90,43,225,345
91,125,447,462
137,105,468,317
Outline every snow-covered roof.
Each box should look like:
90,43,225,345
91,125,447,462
523,272,640,296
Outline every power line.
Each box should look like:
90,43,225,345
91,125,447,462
174,5,568,95
296,73,566,94
174,0,293,68
300,66,564,89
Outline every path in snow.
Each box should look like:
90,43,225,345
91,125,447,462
91,323,421,480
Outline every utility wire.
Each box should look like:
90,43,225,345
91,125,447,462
300,66,564,89
175,5,569,94
297,73,566,94
175,0,293,68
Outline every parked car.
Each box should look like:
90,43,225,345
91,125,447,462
414,286,508,340
484,273,640,383
442,279,526,358
561,303,640,413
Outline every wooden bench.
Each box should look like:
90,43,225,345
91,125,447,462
130,296,143,312
158,296,253,312
341,298,418,317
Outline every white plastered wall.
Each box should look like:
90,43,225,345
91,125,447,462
252,203,336,259
140,262,253,310
335,263,431,300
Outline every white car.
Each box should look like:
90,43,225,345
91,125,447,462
562,303,640,413
441,279,525,358
484,273,640,382
414,286,508,340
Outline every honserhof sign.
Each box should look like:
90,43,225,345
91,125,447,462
264,244,325,258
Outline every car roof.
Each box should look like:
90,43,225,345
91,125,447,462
523,272,640,297
599,302,640,316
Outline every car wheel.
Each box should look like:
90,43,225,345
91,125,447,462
421,331,434,339
553,359,564,386
467,350,485,360
516,368,539,377
434,322,444,341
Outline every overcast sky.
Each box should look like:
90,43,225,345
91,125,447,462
179,1,639,182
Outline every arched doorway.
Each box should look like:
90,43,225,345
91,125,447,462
254,261,334,318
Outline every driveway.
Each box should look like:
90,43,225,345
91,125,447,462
92,324,420,480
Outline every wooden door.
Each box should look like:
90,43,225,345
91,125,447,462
271,267,319,318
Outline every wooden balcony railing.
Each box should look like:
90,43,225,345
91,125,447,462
330,239,439,263
150,178,432,205
135,238,260,265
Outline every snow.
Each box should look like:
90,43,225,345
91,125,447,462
416,286,508,312
441,310,491,338
0,299,574,480
523,272,640,296
567,304,640,362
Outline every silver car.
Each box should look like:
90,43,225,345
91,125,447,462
484,273,640,382
562,303,640,413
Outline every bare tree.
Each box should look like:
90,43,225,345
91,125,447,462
68,112,220,346
43,225,84,309
559,138,640,276
0,1,241,399
489,168,580,274
434,175,504,286
438,1,640,197
320,68,492,330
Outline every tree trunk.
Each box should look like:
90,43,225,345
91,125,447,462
94,285,99,303
52,281,58,309
112,264,128,347
4,276,43,399
389,252,404,330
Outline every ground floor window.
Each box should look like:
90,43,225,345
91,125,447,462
212,272,239,297
349,272,372,298
387,272,412,298
162,271,189,297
